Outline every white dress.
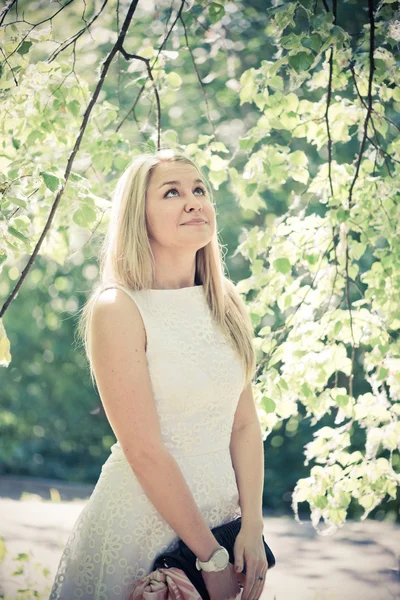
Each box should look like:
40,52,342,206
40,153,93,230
49,283,245,600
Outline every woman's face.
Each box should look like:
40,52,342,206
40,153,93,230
145,161,215,251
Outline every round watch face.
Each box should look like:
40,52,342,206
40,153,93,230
214,549,228,568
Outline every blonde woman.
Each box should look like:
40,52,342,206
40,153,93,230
49,149,267,600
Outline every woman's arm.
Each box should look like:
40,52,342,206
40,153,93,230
230,422,265,531
91,289,221,562
131,445,222,561
229,384,265,532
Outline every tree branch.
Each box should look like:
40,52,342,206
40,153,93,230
0,0,18,27
0,0,75,69
324,0,337,200
47,0,110,64
0,0,141,319
254,237,334,380
117,0,187,148
347,0,376,210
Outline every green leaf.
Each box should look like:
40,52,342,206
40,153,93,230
239,135,257,152
273,258,291,274
251,259,264,276
263,397,276,413
240,80,258,105
16,553,30,561
330,25,347,44
377,367,389,381
283,294,293,309
267,150,286,166
209,141,229,153
328,508,346,525
337,208,350,223
350,242,366,261
348,264,358,279
8,226,29,244
359,494,376,510
164,129,178,147
314,495,328,509
336,395,349,407
67,100,80,117
271,2,297,30
305,253,318,265
301,382,312,397
250,312,262,327
348,451,363,464
268,75,284,91
197,133,214,146
289,150,308,167
278,378,289,391
208,2,225,23
145,138,157,153
17,41,32,56
73,206,96,228
333,321,342,336
386,481,397,498
301,34,322,53
26,130,43,145
285,93,299,112
288,52,314,73
291,169,309,184
280,33,301,50
140,46,155,59
40,171,60,193
374,117,388,137
7,196,27,208
245,183,257,197
165,72,182,89
338,491,352,509
0,537,7,563
311,11,334,29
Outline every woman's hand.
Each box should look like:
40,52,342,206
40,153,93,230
233,524,269,600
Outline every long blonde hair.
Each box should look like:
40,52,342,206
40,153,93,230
76,149,256,388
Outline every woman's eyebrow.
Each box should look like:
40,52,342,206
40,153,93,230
158,179,204,189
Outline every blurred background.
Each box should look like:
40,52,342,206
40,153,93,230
0,0,400,597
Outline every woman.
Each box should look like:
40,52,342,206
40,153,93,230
49,148,267,600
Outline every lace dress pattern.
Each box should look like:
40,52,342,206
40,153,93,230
49,283,245,599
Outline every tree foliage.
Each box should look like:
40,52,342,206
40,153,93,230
233,0,400,533
0,0,399,533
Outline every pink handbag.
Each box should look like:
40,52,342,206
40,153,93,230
131,567,202,600
131,566,244,600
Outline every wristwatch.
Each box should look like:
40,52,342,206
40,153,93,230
195,546,230,572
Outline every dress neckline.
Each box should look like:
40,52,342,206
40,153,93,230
146,284,204,292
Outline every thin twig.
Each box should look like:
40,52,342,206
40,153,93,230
0,0,141,319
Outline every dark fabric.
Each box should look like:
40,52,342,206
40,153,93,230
152,517,276,600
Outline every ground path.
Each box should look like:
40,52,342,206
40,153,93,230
0,475,399,600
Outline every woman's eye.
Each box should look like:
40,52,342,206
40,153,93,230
164,187,206,198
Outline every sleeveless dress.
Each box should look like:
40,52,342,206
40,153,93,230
49,283,245,600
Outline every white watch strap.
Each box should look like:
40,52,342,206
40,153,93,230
196,546,229,572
